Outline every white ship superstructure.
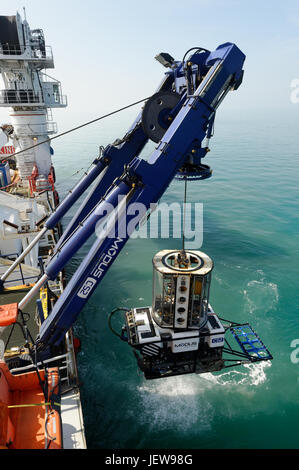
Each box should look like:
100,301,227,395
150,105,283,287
0,11,86,449
0,10,66,275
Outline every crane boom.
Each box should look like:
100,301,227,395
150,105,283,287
9,42,246,353
37,42,245,351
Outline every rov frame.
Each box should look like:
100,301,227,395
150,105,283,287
117,249,272,380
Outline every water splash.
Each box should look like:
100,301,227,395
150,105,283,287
243,272,279,315
137,375,214,432
201,360,272,388
135,360,271,432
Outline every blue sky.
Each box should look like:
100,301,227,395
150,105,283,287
1,0,299,126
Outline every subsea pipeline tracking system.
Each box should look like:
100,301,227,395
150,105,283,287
0,43,256,369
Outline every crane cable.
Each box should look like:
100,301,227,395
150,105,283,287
182,177,188,253
1,96,151,161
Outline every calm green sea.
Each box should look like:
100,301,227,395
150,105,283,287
52,106,299,449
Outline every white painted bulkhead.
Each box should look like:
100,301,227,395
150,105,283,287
0,191,47,266
11,110,52,178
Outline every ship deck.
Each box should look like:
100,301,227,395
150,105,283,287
0,258,39,290
0,284,86,449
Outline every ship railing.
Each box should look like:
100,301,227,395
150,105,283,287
15,121,58,136
9,352,75,390
0,252,39,287
0,89,67,108
0,89,44,106
0,43,53,61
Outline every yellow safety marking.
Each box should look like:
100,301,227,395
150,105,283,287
4,283,35,291
8,402,60,409
40,286,48,319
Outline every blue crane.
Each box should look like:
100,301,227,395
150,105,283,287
35,42,246,351
1,42,272,380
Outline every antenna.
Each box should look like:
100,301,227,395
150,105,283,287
23,6,27,20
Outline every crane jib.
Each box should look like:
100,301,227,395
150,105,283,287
34,42,245,350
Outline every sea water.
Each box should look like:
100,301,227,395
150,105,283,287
52,106,299,449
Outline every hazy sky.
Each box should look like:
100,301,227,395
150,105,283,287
1,0,299,127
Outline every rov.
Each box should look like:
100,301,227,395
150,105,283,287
109,249,273,380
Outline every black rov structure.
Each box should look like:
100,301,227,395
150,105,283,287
113,249,272,380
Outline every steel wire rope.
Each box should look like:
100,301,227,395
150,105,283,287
0,95,151,162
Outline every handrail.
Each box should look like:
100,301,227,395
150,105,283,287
0,89,43,105
0,253,40,285
0,89,66,107
0,43,53,60
8,352,70,374
3,275,37,285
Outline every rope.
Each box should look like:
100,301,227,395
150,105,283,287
2,96,151,161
